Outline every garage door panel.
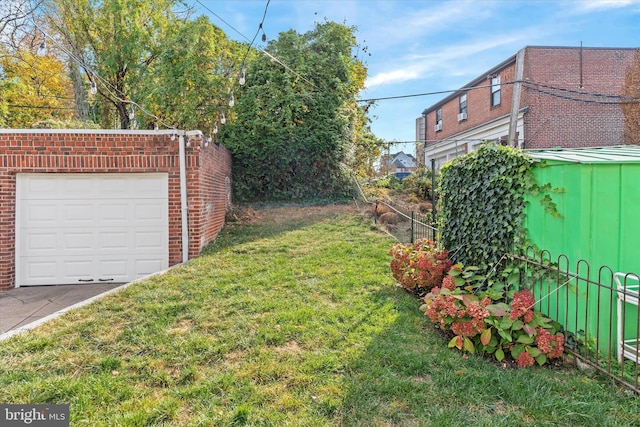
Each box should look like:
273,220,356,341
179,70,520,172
98,177,130,196
135,231,164,250
23,260,57,281
65,177,94,195
63,202,96,225
98,258,131,282
100,232,130,250
25,232,58,252
134,202,166,223
64,259,94,278
100,203,130,224
136,258,165,277
21,201,59,227
20,175,57,197
64,231,96,250
17,173,168,286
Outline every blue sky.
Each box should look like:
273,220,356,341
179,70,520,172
196,0,640,155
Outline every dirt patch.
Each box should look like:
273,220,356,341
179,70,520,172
230,203,362,225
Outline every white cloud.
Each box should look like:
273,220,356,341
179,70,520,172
364,34,527,89
567,0,640,12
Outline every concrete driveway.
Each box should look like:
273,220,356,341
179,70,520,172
0,283,125,340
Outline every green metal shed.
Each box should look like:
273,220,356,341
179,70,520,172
525,145,640,276
524,145,640,359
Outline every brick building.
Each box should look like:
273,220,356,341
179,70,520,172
417,46,638,169
0,129,232,290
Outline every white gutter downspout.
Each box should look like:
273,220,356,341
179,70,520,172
178,133,189,263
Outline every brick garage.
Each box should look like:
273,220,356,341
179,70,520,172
0,130,232,290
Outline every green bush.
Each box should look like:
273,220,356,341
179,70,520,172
402,167,437,200
372,174,401,190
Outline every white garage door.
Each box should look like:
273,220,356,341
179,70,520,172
16,173,169,286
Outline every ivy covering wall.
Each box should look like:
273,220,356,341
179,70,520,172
438,144,536,273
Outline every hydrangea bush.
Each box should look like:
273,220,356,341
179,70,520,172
421,265,565,367
389,239,453,298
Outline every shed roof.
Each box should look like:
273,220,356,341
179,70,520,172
526,145,640,164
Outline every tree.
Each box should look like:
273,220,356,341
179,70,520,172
0,0,43,45
221,21,367,202
0,46,74,127
622,48,640,146
140,15,246,131
44,0,184,129
348,105,384,179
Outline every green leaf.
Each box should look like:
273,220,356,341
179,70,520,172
523,324,536,336
511,344,525,359
527,347,542,357
535,353,548,365
499,318,513,330
463,337,475,354
495,347,505,362
498,329,513,342
517,335,534,344
512,320,524,330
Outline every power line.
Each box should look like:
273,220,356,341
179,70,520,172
357,82,519,103
194,0,318,91
357,80,640,104
193,0,252,44
523,82,640,105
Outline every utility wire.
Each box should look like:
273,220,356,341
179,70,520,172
242,0,270,63
194,0,318,90
358,80,640,104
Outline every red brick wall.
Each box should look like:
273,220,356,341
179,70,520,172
522,47,635,149
424,62,517,143
0,130,232,289
187,137,233,256
424,47,636,150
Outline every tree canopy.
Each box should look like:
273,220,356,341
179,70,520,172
220,21,371,202
1,4,382,202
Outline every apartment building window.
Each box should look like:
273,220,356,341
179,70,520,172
458,94,467,121
434,108,443,131
491,75,501,107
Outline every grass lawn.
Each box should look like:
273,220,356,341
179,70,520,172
1,205,639,426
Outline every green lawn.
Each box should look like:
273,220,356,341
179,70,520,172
1,205,639,426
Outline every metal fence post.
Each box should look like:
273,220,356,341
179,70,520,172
374,200,378,224
431,158,437,231
411,211,415,244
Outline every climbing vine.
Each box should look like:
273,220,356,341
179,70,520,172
438,143,559,276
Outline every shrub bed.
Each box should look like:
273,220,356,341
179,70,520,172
390,242,565,367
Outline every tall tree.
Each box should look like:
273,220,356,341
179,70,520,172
622,48,640,146
221,21,367,202
0,44,74,127
0,0,43,45
44,0,183,129
141,15,246,131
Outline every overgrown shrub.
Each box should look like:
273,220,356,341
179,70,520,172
373,174,402,190
422,264,564,367
389,239,453,297
402,166,437,200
